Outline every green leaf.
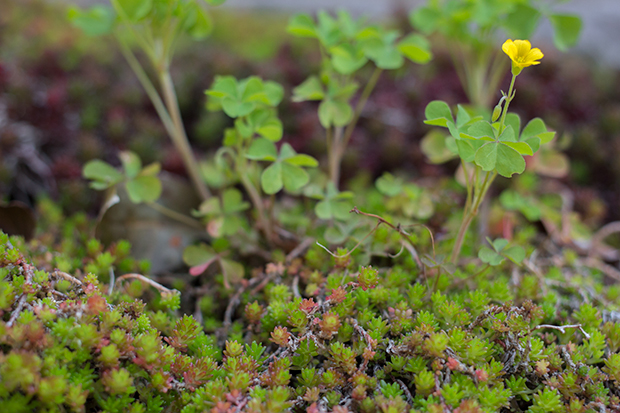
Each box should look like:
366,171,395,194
318,99,353,128
83,160,124,189
524,137,541,154
140,162,160,176
330,44,368,75
293,76,325,102
504,141,533,156
68,6,115,36
119,151,141,179
246,138,278,161
183,243,216,267
479,247,504,266
424,101,453,127
376,173,403,196
264,82,285,107
125,175,162,203
504,113,521,138
467,120,495,140
456,139,477,163
409,7,441,34
549,14,582,51
257,118,283,142
503,246,525,264
284,154,319,167
282,164,310,193
117,0,152,21
187,3,213,39
222,189,250,214
421,131,457,164
287,14,317,38
503,4,541,39
492,238,509,252
220,259,245,284
521,118,555,144
397,34,432,64
221,98,255,118
205,76,238,99
474,142,525,177
455,105,471,128
261,163,283,194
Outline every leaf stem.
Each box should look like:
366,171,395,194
158,68,212,201
147,201,204,229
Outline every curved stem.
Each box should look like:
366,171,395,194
158,69,211,201
116,34,176,136
342,67,383,150
239,169,273,246
147,202,204,229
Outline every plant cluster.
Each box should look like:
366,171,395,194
5,0,620,412
3,228,620,412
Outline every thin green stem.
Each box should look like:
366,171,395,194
116,34,176,138
158,68,211,201
329,126,344,187
327,67,382,189
238,163,273,246
462,161,473,215
498,74,517,134
342,67,383,150
147,202,203,229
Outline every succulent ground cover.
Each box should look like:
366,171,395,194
3,0,620,412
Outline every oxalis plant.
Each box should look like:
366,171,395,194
288,11,432,189
424,39,553,264
411,0,581,108
69,0,225,203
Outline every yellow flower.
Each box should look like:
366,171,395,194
502,39,543,75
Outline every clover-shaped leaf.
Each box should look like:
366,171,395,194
318,99,353,128
472,125,532,177
194,188,249,238
68,6,115,36
478,238,525,266
420,254,455,275
287,14,317,38
117,0,152,22
183,243,244,288
375,172,404,197
397,33,432,64
83,160,124,190
206,76,283,118
499,190,542,222
235,109,283,142
424,100,453,127
246,139,318,195
84,151,161,203
330,43,368,75
308,182,354,221
292,76,325,102
357,27,404,70
421,130,458,164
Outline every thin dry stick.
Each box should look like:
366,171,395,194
590,221,620,257
7,264,34,327
53,270,83,286
535,323,590,340
115,273,174,294
286,237,315,264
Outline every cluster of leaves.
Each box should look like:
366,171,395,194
3,227,620,412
